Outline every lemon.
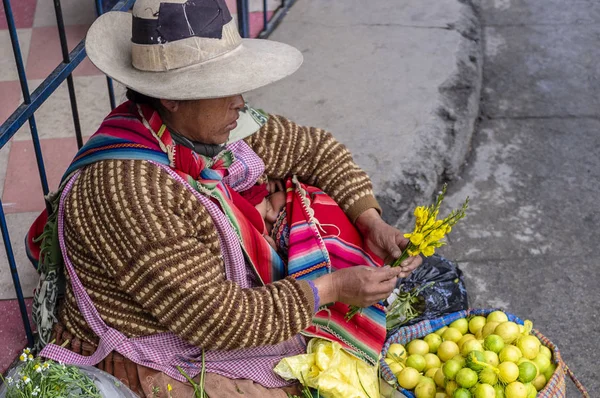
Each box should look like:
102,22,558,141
409,339,431,356
532,374,546,391
458,334,476,350
438,341,460,362
406,354,427,372
498,362,519,384
483,351,499,367
397,367,421,390
469,316,487,335
539,345,552,360
424,333,443,353
445,380,458,396
516,335,540,360
499,346,522,363
473,383,496,398
483,334,505,354
425,367,438,379
487,311,509,323
442,328,463,343
442,359,462,380
494,384,506,398
542,363,556,381
479,368,498,385
424,353,442,371
454,388,472,398
415,377,437,398
525,383,537,398
532,354,551,374
517,361,537,383
456,368,478,388
389,361,405,375
435,326,448,336
481,322,500,339
495,322,520,344
434,368,446,388
452,354,467,368
387,343,408,362
505,381,527,398
450,318,469,335
435,393,447,398
461,339,484,357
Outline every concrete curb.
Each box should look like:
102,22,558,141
247,0,483,227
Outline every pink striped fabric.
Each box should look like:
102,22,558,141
40,141,306,387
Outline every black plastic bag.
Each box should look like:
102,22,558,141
386,255,468,336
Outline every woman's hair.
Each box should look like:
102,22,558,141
126,88,164,110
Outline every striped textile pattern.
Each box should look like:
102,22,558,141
381,309,589,398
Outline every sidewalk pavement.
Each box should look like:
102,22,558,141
246,0,482,227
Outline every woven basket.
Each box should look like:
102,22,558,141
380,309,589,398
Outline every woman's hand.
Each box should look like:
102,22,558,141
355,208,422,277
313,266,404,307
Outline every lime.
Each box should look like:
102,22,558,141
425,333,443,353
532,374,546,391
483,351,499,367
466,351,487,372
424,353,442,371
495,322,520,344
505,381,527,398
469,316,487,335
434,368,446,388
454,388,472,398
483,334,505,354
539,345,552,360
473,383,495,398
532,354,551,374
409,339,431,356
517,361,537,383
435,326,448,336
442,328,463,343
442,359,462,380
498,362,519,384
415,377,437,398
445,380,458,396
525,383,537,398
438,341,460,362
461,339,484,357
487,311,509,323
456,368,478,388
406,354,427,372
450,318,469,335
398,367,421,390
481,322,500,339
516,335,540,360
387,343,408,362
452,354,467,368
542,363,556,382
494,384,506,398
425,367,438,379
458,334,476,350
479,368,498,385
499,346,522,363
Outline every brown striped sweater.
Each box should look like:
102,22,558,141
59,114,381,350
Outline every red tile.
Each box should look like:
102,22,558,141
0,298,33,374
0,81,22,125
2,137,85,213
0,0,37,29
249,11,275,38
26,24,100,80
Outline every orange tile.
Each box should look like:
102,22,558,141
0,81,22,125
0,0,37,29
26,24,100,80
2,136,84,213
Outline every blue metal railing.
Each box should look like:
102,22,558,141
1,0,294,351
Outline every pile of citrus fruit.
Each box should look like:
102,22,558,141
384,311,556,398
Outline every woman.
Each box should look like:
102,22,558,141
29,0,422,396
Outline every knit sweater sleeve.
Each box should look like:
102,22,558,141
245,114,381,222
63,159,315,350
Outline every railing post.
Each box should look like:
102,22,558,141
236,0,250,38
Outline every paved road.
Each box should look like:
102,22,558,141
440,0,600,395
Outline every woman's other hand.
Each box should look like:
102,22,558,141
355,208,422,276
313,266,404,308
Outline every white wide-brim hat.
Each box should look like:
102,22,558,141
85,0,303,101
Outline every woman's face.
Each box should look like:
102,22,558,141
160,95,245,145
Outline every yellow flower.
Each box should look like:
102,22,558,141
409,232,425,245
414,206,429,228
422,246,435,257
167,384,173,392
28,354,34,360
19,354,26,362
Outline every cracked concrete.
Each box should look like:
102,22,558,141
246,0,483,226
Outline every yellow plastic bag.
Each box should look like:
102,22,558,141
274,339,379,398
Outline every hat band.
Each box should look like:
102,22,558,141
131,19,242,72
